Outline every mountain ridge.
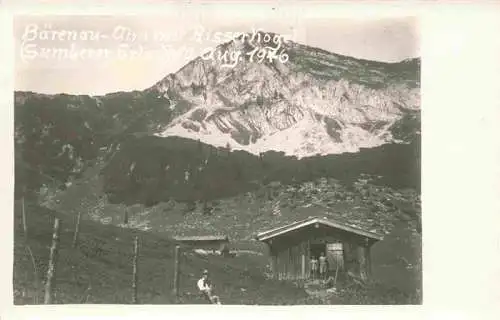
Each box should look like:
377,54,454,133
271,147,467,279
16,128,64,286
146,35,419,158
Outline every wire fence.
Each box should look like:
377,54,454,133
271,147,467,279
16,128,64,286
16,200,187,305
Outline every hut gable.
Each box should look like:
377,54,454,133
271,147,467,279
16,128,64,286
257,217,383,243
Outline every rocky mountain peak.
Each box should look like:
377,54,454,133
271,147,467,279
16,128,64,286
148,32,420,158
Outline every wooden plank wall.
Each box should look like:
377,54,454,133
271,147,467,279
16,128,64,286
274,240,354,281
268,231,374,281
273,240,312,281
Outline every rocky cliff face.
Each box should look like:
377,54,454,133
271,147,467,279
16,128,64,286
151,34,420,157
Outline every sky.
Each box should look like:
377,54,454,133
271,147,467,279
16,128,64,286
14,14,418,95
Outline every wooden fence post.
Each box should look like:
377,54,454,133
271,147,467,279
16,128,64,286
301,254,306,280
124,209,129,225
21,196,28,238
72,212,82,248
22,196,40,304
132,236,139,304
173,245,180,298
44,218,61,304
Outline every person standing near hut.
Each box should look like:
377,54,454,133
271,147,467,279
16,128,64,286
319,252,328,280
310,256,318,280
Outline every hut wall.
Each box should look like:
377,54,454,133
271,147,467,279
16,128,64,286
342,241,373,279
343,241,359,275
357,245,372,280
271,240,310,281
267,229,375,281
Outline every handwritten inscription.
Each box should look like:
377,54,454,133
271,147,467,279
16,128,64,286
199,29,290,68
18,23,294,68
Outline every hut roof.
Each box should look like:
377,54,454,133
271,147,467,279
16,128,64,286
173,235,229,242
256,216,384,242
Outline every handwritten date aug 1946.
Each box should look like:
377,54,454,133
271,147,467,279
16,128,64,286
197,30,290,68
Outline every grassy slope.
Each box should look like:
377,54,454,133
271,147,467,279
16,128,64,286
13,201,322,305
336,219,422,304
14,90,172,197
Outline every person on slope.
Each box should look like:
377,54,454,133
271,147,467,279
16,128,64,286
197,269,221,304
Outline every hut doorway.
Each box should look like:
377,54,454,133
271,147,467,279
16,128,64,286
310,243,326,260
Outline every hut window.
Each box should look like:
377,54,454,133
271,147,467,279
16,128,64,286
327,243,343,251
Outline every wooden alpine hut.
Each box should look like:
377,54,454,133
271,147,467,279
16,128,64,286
256,217,383,281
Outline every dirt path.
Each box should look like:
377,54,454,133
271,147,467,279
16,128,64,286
303,280,342,304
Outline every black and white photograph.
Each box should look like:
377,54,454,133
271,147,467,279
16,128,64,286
13,8,421,305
